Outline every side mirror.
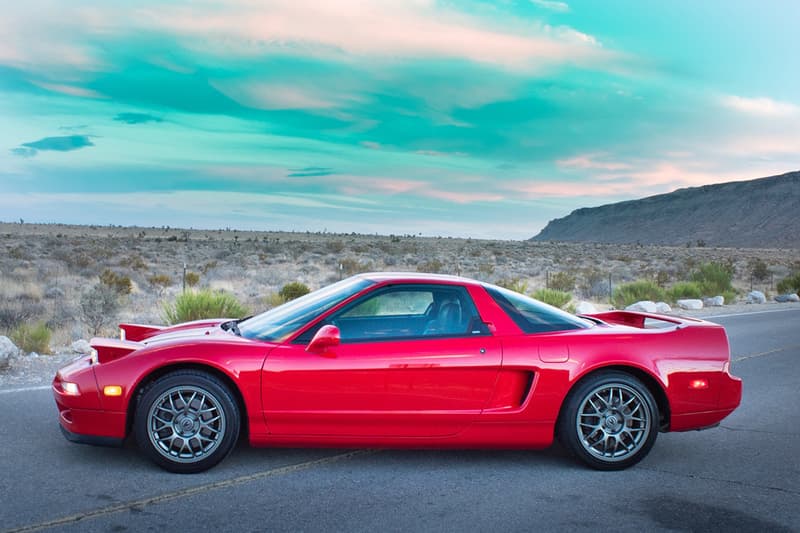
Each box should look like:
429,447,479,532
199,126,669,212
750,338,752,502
306,325,340,354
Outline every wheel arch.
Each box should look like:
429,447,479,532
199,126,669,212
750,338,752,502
126,362,249,440
558,364,671,433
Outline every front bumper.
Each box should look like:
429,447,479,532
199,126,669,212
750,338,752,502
53,355,128,443
59,424,124,447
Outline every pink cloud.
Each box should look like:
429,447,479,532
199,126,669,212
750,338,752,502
721,95,799,117
423,190,504,203
211,81,339,110
556,153,631,171
31,81,106,99
141,0,614,71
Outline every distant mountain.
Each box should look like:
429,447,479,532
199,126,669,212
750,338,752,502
531,171,800,248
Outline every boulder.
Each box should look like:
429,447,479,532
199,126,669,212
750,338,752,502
0,336,20,370
703,295,725,307
655,302,672,314
626,301,657,313
774,293,800,303
677,299,704,310
71,339,93,354
746,290,767,304
575,301,598,315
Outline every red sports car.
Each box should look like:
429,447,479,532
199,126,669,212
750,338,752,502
53,273,741,473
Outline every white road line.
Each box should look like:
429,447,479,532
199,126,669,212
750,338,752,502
0,385,51,395
701,307,800,319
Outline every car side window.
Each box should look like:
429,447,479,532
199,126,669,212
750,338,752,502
325,284,488,343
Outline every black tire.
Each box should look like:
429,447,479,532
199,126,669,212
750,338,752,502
134,370,240,473
557,371,658,470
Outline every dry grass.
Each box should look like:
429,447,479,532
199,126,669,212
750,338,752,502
1,222,798,351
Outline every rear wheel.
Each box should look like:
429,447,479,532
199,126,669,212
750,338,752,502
134,370,240,473
558,371,658,470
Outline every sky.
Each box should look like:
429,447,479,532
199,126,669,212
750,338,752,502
1,0,799,239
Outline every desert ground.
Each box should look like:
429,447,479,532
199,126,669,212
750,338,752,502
1,221,798,355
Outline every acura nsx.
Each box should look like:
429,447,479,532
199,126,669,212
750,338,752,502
53,273,741,473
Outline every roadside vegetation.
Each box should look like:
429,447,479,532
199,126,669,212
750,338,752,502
162,289,249,325
0,223,797,354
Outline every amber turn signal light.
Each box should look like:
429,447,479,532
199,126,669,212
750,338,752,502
103,385,123,397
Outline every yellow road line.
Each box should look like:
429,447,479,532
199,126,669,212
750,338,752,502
4,450,372,533
732,344,800,363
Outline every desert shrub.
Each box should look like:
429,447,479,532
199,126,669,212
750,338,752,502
580,268,610,299
749,258,769,283
80,284,122,335
532,288,572,309
264,292,286,308
654,270,671,287
279,282,311,302
668,281,703,301
496,278,529,294
548,271,576,292
120,254,148,271
339,258,372,276
0,296,46,330
691,261,734,296
201,261,218,274
11,322,51,354
477,263,495,277
776,272,800,294
612,280,666,308
720,290,738,305
100,269,132,295
162,289,249,325
417,259,444,273
147,274,172,293
326,240,346,253
185,271,200,287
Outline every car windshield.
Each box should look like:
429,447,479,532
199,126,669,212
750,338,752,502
239,277,374,342
484,284,593,333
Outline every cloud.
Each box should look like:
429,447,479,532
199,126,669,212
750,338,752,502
10,147,37,158
557,153,631,171
31,81,106,98
143,0,612,72
531,0,570,13
721,95,799,117
113,112,164,124
287,166,335,177
415,150,468,157
14,134,94,157
212,81,340,111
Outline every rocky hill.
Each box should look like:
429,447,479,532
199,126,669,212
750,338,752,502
531,171,800,248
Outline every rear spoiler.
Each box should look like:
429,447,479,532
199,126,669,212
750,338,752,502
585,310,706,329
119,323,165,342
119,318,232,342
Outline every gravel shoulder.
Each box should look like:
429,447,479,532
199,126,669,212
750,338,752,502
3,301,798,389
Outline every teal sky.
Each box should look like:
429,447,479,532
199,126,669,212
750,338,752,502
2,0,798,239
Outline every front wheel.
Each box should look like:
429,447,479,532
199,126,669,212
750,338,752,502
558,371,658,470
134,370,240,473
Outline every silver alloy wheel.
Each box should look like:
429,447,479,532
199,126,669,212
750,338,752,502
147,385,226,463
575,382,651,462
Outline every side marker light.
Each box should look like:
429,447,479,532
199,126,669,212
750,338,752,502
103,385,123,397
689,379,709,390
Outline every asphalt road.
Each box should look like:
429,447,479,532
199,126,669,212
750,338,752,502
1,308,798,533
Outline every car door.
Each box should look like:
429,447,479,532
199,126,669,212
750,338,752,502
262,283,502,437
